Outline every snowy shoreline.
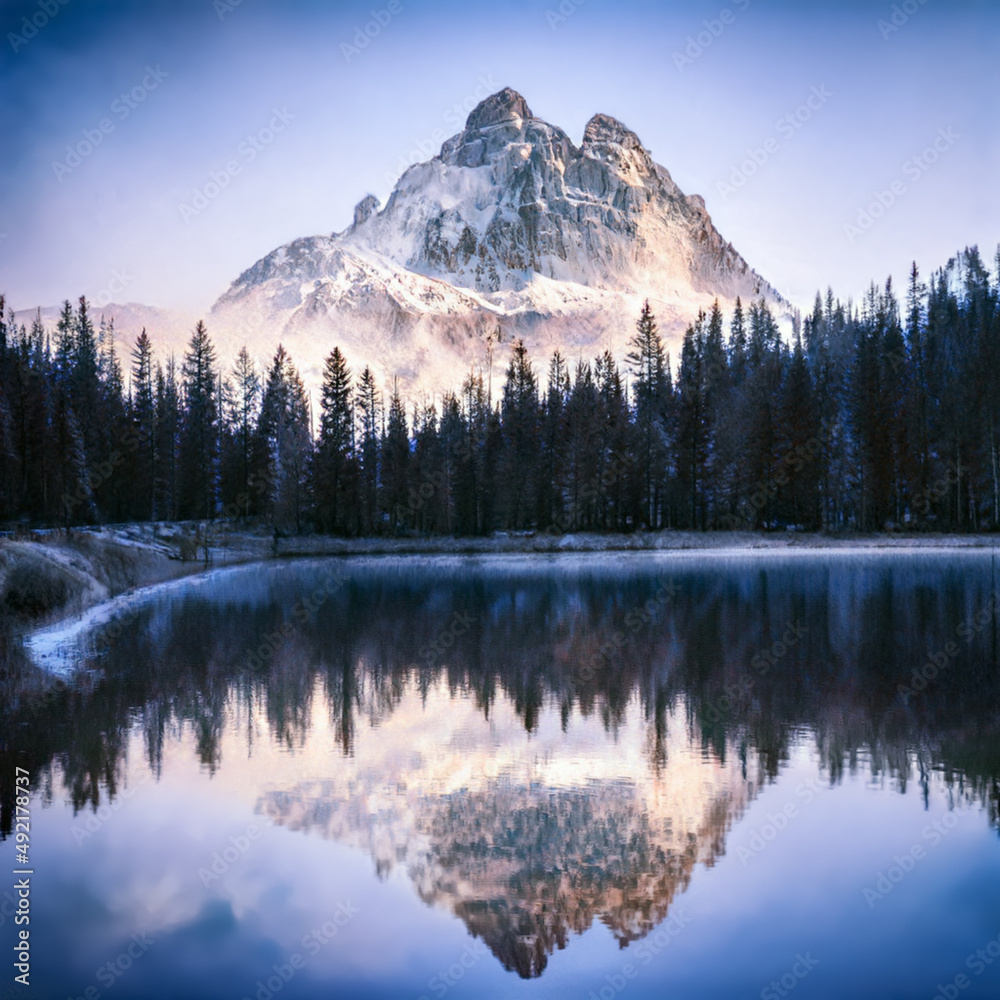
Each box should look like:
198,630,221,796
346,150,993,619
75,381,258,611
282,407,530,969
12,527,1000,677
273,530,1000,556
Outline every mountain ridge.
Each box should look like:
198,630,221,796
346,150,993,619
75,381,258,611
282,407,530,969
13,89,787,396
210,87,786,393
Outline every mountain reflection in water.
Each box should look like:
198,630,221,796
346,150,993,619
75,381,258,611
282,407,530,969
3,552,999,982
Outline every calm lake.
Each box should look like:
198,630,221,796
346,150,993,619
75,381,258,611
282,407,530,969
4,551,1000,1000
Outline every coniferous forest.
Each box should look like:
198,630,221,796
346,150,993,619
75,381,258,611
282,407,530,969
1,246,999,537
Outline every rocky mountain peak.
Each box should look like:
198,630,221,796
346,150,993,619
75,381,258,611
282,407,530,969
583,112,641,150
352,194,380,229
582,112,653,174
464,87,533,131
213,88,786,398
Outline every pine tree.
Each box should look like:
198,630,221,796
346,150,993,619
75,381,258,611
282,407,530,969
224,347,260,518
852,288,890,530
72,296,101,468
676,318,706,529
131,330,156,520
315,347,356,534
252,345,313,531
154,358,180,521
46,300,94,525
737,301,784,529
702,301,731,525
53,300,75,378
627,301,669,528
6,312,52,520
778,333,821,528
499,339,539,529
96,316,128,520
729,296,747,387
564,360,599,531
412,400,445,533
355,367,381,534
280,362,313,533
381,382,410,532
459,369,489,534
594,350,632,530
539,351,570,530
178,322,218,520
438,391,466,534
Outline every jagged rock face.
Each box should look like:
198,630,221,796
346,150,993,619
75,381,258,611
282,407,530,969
351,194,380,229
211,88,785,394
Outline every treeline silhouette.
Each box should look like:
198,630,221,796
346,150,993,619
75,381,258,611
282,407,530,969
1,245,998,534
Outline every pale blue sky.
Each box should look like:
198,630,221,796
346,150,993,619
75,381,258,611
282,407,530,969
0,0,996,314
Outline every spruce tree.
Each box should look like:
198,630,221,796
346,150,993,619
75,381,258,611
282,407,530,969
225,347,260,518
315,347,355,534
178,321,218,520
500,339,539,529
626,301,669,528
355,367,381,534
131,330,156,520
381,382,410,531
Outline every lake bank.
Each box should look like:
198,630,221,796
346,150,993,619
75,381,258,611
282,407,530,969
3,522,999,643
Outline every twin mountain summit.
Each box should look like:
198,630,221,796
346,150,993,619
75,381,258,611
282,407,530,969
34,88,791,393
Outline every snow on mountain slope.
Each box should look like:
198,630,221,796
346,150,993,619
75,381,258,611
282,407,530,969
212,87,787,395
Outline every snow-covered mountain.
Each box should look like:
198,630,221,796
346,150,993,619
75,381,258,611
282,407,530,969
211,87,785,394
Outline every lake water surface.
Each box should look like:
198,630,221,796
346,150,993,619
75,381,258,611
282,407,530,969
3,551,1000,999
